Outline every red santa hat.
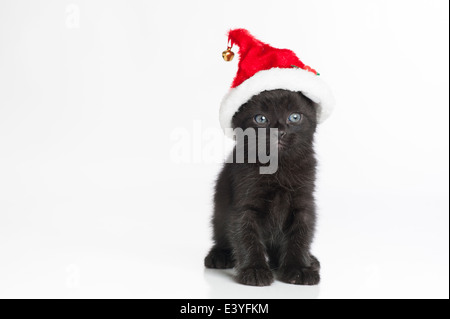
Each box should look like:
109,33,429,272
220,29,334,136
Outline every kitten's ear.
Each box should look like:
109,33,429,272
297,91,318,122
231,113,238,129
297,91,310,101
297,91,315,106
231,103,247,128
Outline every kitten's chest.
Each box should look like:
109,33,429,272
263,188,293,231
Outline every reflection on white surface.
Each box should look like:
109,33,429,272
204,269,321,299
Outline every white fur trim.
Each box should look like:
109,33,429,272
219,67,335,137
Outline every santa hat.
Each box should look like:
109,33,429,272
219,29,334,136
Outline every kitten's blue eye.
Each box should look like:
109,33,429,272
288,113,302,123
254,114,268,124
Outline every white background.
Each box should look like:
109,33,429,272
0,0,448,299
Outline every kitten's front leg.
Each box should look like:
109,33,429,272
231,209,274,286
278,205,321,286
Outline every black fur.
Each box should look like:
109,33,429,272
205,89,321,286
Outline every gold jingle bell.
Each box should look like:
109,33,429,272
222,47,234,61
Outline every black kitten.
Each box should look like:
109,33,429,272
205,89,321,286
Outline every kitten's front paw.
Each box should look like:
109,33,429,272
204,248,235,269
310,255,321,271
278,267,320,286
236,267,274,286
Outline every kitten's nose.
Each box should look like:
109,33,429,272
279,130,286,140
